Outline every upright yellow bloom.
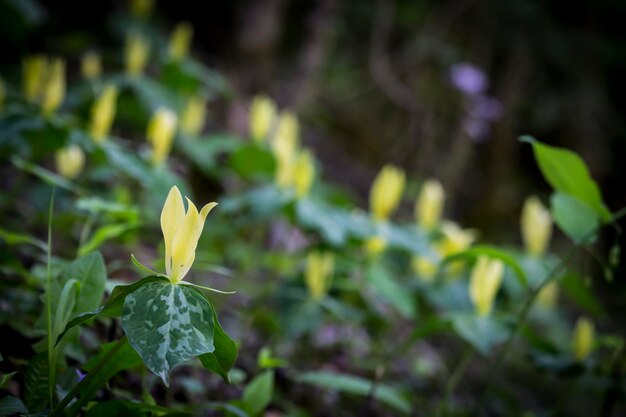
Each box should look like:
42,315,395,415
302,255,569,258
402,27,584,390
90,85,119,143
306,251,334,301
249,95,276,143
41,59,65,115
364,236,387,256
293,149,315,198
521,196,552,256
168,22,193,61
272,111,299,162
125,32,149,76
572,317,594,361
369,165,406,221
180,96,206,136
81,51,102,80
23,55,47,102
55,145,85,179
147,108,178,166
160,186,217,283
469,256,504,316
415,179,444,230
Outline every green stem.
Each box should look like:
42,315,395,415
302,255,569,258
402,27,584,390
50,336,128,417
46,188,56,407
438,347,473,417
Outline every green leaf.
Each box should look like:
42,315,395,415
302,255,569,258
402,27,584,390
11,155,86,195
24,352,49,411
521,137,610,221
450,313,510,355
176,134,241,177
560,273,604,317
366,263,415,319
60,252,107,314
229,144,276,180
78,222,139,257
295,198,355,246
241,370,274,416
121,281,216,386
550,192,600,243
0,227,47,252
84,401,149,417
0,372,17,389
198,301,238,383
0,396,28,415
296,371,410,414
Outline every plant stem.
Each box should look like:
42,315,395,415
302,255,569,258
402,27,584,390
50,336,128,417
46,187,56,407
438,347,473,417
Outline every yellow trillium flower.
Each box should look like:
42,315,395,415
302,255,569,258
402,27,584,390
125,32,149,76
306,251,335,301
369,165,406,221
364,236,387,256
81,51,102,80
168,22,194,61
415,179,444,230
90,85,119,143
249,95,276,144
521,196,552,256
23,55,47,103
41,59,66,115
572,317,594,361
469,256,504,316
147,108,178,166
161,186,218,283
436,221,477,258
55,145,85,179
292,149,315,198
272,111,299,162
180,96,206,136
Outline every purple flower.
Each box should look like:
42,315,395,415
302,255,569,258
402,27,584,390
469,95,503,121
450,63,487,95
75,369,86,382
463,117,491,142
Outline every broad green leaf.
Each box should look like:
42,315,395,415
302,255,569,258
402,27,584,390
0,396,28,415
241,370,274,416
0,372,17,389
176,134,241,177
367,263,415,319
121,281,216,386
450,313,510,355
229,144,276,179
560,273,604,317
521,137,610,221
78,222,139,257
296,371,411,414
24,352,49,411
550,192,600,243
198,301,238,383
295,198,355,246
59,252,107,314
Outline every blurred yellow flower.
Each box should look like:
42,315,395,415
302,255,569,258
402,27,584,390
293,149,316,198
572,317,594,361
131,0,153,17
23,55,47,102
125,32,149,76
536,281,558,308
272,111,299,162
41,59,65,115
249,95,276,144
147,108,177,166
160,186,217,283
180,96,206,136
306,251,334,301
90,85,119,143
365,236,387,256
369,165,406,221
469,256,504,316
55,145,85,179
436,221,477,257
169,22,193,61
81,51,102,80
415,179,444,231
412,256,438,282
521,196,552,256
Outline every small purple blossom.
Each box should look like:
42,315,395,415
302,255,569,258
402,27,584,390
469,95,503,121
463,117,491,142
75,369,86,382
450,63,487,95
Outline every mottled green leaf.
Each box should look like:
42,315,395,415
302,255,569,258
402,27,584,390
198,301,238,383
121,281,216,386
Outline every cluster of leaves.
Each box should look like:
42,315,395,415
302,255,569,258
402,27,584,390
0,2,624,417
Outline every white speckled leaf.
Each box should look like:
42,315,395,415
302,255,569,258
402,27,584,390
121,281,215,386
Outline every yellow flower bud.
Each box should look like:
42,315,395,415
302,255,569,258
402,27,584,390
364,236,387,256
130,0,153,18
369,165,406,221
168,22,193,61
521,196,552,256
81,51,102,80
469,256,504,316
272,111,299,162
55,145,85,179
293,149,315,198
436,221,477,257
536,281,558,308
23,55,47,103
90,85,119,143
125,32,149,76
572,317,594,361
306,251,334,301
180,96,206,136
41,59,66,115
147,108,177,166
415,179,444,230
412,256,438,282
249,95,276,143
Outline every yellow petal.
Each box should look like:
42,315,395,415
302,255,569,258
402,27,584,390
200,202,218,220
170,198,207,282
160,186,185,276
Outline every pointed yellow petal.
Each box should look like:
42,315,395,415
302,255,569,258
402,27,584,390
160,186,185,276
170,197,207,282
199,202,218,221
